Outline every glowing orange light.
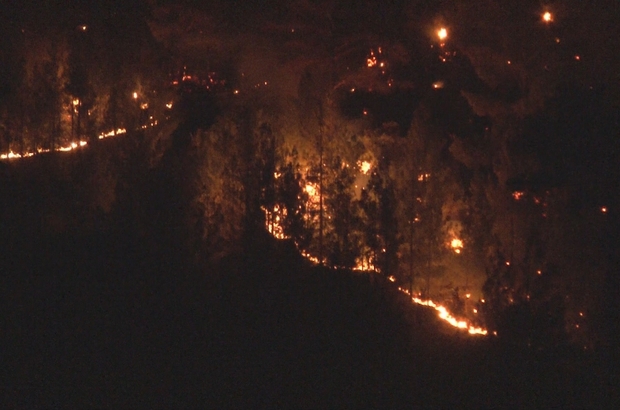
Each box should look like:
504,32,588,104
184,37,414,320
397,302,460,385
99,128,127,140
358,160,371,174
305,183,317,197
388,276,396,282
450,238,463,254
132,92,138,100
437,27,448,41
542,11,553,23
601,206,607,213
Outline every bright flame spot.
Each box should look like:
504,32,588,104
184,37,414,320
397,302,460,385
601,206,607,213
542,11,553,23
512,191,525,200
437,27,448,41
132,92,138,100
418,173,430,182
358,161,371,175
305,184,316,197
388,275,396,282
432,81,444,89
506,261,511,266
263,205,287,240
140,102,149,110
450,238,463,253
166,102,173,109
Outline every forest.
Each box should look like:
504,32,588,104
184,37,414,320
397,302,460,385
1,0,619,407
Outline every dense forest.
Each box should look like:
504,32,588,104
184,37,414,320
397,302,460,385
1,1,620,406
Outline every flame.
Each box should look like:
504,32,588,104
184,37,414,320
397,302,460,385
261,185,488,338
358,160,371,175
263,205,288,240
399,287,488,336
542,11,553,23
305,183,317,198
99,128,127,139
450,238,463,254
437,27,448,41
417,173,430,182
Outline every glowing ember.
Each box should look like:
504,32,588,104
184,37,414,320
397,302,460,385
305,183,317,197
358,160,372,174
450,238,463,254
542,11,553,23
437,27,448,41
166,102,173,109
398,287,488,336
601,206,608,213
263,205,287,240
388,275,396,282
512,191,525,200
99,128,127,139
432,81,444,89
132,92,138,99
57,141,88,152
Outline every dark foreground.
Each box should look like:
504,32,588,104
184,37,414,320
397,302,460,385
1,227,617,409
